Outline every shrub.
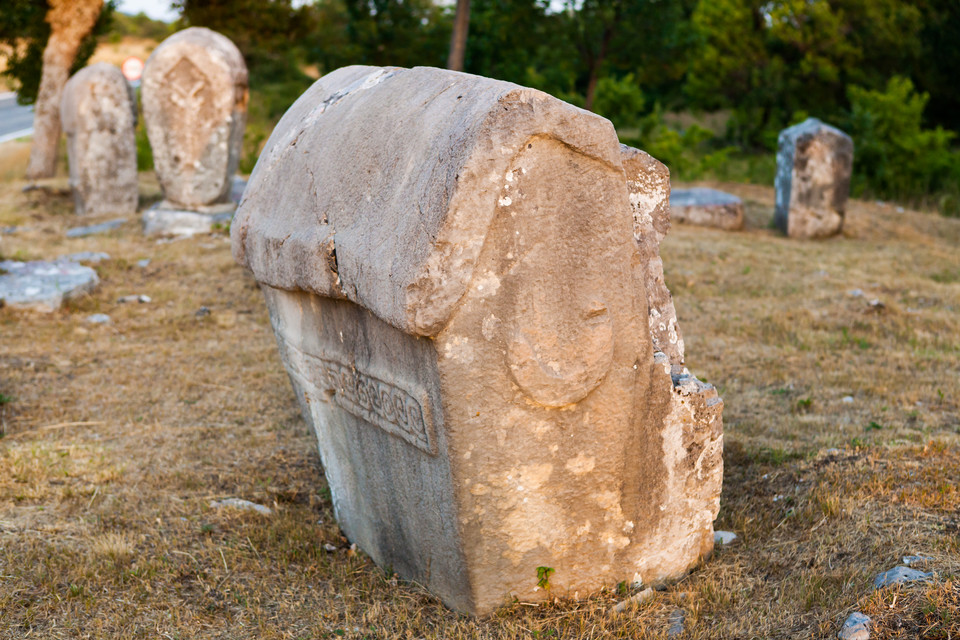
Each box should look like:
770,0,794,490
847,76,960,214
593,73,645,130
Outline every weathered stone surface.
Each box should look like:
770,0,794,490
61,63,138,216
233,65,723,615
0,259,98,312
142,27,248,210
142,202,233,236
774,118,853,239
670,187,744,230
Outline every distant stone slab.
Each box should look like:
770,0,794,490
0,260,98,312
775,118,853,239
142,202,233,236
670,188,744,230
65,218,127,238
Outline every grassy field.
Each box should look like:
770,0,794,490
0,141,957,638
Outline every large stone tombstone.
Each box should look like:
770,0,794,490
60,63,138,216
141,27,248,233
233,66,723,615
774,118,853,239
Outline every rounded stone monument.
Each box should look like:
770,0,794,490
233,65,723,615
141,27,248,233
60,63,138,216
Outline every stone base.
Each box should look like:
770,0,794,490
0,260,99,312
143,202,234,236
670,188,744,230
778,206,844,239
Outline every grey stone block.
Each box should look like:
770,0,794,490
775,118,853,239
670,187,744,230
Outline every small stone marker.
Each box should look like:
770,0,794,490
0,260,98,312
670,187,744,230
774,118,853,239
141,27,248,234
838,612,871,640
60,63,138,217
233,66,723,615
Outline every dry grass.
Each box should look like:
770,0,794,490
0,154,957,638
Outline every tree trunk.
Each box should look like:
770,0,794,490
26,0,103,180
584,20,617,112
446,0,471,72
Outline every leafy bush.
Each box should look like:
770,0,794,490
622,108,737,182
593,73,645,130
846,76,960,215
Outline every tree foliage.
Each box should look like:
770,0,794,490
4,0,960,209
0,0,115,105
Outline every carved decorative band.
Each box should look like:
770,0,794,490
277,336,437,455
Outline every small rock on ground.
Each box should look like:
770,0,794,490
86,313,111,324
65,218,126,238
209,498,272,516
838,612,871,640
609,588,655,615
714,530,738,546
902,555,935,566
874,566,934,589
117,294,151,304
667,608,685,637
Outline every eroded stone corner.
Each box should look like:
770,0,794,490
621,144,723,574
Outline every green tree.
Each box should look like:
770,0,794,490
847,76,957,202
463,0,575,98
911,0,960,131
0,0,114,105
685,0,923,147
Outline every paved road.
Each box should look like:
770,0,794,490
0,92,34,143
